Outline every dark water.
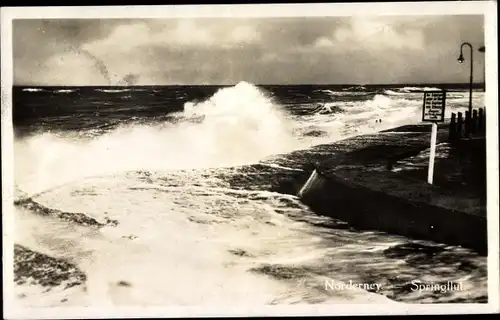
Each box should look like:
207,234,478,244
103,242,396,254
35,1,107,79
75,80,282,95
12,82,483,134
12,82,487,306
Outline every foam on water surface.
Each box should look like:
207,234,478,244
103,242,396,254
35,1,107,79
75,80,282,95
15,171,401,306
14,82,451,196
12,82,487,306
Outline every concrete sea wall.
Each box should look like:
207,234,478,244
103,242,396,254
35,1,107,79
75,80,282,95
297,168,487,255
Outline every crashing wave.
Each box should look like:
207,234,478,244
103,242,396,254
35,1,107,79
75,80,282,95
398,86,441,93
342,85,367,92
96,89,131,93
310,103,344,115
383,89,408,96
320,89,374,97
55,89,76,93
22,88,44,92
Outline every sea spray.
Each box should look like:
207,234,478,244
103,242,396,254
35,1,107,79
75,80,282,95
14,82,300,196
14,82,446,197
14,173,401,306
12,84,487,306
294,92,423,146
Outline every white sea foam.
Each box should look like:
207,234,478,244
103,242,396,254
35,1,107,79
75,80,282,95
12,82,487,307
55,89,76,93
15,82,300,195
15,172,402,306
295,92,424,146
319,89,372,97
399,86,441,92
14,83,485,196
22,88,44,92
16,82,438,196
384,89,408,96
96,89,131,93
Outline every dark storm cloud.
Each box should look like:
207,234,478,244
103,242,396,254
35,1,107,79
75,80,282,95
12,15,485,85
13,19,138,85
13,19,130,57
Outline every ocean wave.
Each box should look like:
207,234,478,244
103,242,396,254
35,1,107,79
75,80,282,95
22,88,44,92
13,167,486,306
292,93,422,148
319,89,376,98
15,82,423,196
12,82,488,307
383,89,408,96
398,86,441,93
14,82,303,195
13,171,396,306
446,92,466,99
95,89,131,93
15,84,431,194
310,103,345,115
352,94,417,112
342,85,368,91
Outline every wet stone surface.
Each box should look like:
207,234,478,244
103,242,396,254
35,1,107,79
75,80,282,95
14,244,86,290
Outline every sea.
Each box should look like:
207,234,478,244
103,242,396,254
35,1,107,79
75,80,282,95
11,81,487,307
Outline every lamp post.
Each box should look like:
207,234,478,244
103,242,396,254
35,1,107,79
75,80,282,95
457,42,474,117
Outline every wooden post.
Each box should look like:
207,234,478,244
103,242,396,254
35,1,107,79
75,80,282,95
483,108,486,134
478,108,484,133
457,112,463,138
428,122,438,185
478,108,486,134
465,110,471,137
472,109,478,134
449,113,456,142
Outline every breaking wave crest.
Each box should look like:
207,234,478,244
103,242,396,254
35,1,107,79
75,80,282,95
15,82,301,195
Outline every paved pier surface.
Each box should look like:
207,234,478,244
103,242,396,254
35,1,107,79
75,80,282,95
322,124,486,217
296,123,487,254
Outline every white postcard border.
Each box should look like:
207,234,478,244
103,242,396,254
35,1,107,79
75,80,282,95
2,1,498,318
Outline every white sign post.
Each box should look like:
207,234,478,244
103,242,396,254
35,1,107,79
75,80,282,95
427,122,438,184
422,90,446,185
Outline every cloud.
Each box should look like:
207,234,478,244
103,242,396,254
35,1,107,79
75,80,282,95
12,16,485,85
82,19,261,52
329,17,426,51
228,25,261,45
305,16,431,55
70,19,264,84
313,37,335,48
260,52,279,62
37,52,110,85
170,20,215,46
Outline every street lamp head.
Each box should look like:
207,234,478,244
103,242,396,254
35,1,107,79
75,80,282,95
457,53,465,63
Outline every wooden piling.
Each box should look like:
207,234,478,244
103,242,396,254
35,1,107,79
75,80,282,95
457,112,463,138
479,108,486,135
472,109,478,134
483,108,486,134
449,112,457,142
478,108,484,133
465,110,471,137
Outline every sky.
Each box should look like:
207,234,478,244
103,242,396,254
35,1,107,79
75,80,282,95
13,15,485,86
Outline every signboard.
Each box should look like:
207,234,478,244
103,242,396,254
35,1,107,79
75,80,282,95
422,90,446,122
421,90,446,184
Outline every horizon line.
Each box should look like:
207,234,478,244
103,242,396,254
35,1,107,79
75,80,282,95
12,82,487,87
